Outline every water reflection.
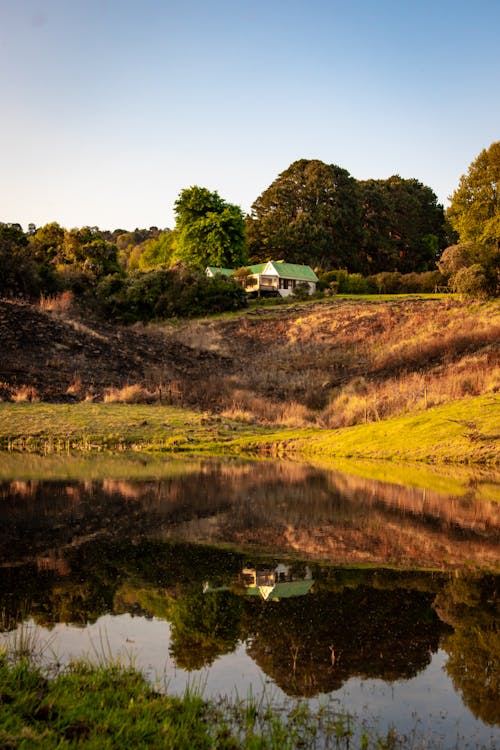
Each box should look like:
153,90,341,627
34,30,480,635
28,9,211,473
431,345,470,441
0,457,499,745
1,459,498,568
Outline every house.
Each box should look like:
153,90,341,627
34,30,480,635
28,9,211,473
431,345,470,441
206,260,318,297
240,564,314,601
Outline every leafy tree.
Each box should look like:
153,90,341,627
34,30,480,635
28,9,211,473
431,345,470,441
29,222,65,264
62,227,120,279
136,230,176,270
437,574,499,725
246,159,362,270
445,143,500,296
437,243,475,276
0,223,41,297
174,186,247,269
450,263,489,299
447,141,500,250
359,177,447,273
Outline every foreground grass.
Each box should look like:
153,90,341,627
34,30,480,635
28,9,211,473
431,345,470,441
0,656,400,750
250,394,500,466
0,394,498,465
0,402,270,453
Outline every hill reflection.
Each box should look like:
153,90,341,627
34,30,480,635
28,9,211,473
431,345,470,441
1,459,498,568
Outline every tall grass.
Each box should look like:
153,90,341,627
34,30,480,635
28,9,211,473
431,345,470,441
0,650,418,749
192,299,500,429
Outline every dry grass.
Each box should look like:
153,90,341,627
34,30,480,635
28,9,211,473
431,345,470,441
66,372,84,397
102,384,158,404
39,290,74,314
322,353,500,428
221,388,312,427
11,385,39,402
171,298,500,428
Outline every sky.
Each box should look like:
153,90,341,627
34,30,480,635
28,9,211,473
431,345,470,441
1,0,499,232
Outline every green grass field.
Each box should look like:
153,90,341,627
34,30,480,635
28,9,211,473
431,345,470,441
0,394,498,465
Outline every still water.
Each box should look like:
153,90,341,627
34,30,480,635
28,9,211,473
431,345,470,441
0,456,498,748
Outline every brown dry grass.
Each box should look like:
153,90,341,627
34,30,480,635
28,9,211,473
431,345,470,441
168,298,500,428
11,385,40,402
39,290,74,315
102,384,158,404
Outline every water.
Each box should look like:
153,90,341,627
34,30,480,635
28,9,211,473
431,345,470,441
0,455,498,748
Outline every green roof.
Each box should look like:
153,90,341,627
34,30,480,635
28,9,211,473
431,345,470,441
206,266,234,277
268,262,318,282
247,263,267,274
245,580,314,600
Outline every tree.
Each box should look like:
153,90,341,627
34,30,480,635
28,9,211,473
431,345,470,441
359,177,447,273
246,159,362,270
62,227,120,279
0,223,41,297
136,230,176,270
447,141,500,250
168,587,242,670
446,142,500,296
174,186,247,269
29,222,65,264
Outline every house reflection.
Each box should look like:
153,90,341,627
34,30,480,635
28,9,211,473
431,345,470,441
240,564,314,601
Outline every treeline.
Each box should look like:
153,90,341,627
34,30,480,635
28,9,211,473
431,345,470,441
0,222,247,320
247,162,450,274
1,142,498,319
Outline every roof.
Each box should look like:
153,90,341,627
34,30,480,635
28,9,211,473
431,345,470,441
245,580,314,601
266,261,319,282
247,263,267,275
206,266,234,277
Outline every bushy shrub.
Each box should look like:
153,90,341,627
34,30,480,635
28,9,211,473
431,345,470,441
95,265,247,322
451,264,490,299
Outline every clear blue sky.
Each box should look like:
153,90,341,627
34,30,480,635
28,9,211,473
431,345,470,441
1,0,499,231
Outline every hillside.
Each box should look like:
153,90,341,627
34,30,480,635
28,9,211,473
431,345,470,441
0,296,499,429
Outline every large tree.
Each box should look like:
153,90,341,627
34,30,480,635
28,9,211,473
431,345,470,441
359,177,447,273
246,159,362,270
445,142,500,295
447,141,500,250
0,223,41,297
174,186,247,269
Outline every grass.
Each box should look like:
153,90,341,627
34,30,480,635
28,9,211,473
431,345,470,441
0,402,271,453
0,394,498,466
277,393,500,466
0,652,423,749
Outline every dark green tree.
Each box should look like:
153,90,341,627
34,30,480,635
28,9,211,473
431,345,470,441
174,186,247,269
0,223,41,297
359,177,447,273
436,574,499,725
246,159,362,270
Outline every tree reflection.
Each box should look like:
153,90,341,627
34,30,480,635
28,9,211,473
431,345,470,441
244,586,444,696
169,588,242,670
436,574,499,725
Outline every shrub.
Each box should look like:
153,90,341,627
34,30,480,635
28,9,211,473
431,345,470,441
451,264,489,299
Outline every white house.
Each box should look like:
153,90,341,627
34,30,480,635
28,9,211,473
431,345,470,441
206,261,318,297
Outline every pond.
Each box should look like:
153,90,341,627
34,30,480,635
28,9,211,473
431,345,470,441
0,455,498,748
